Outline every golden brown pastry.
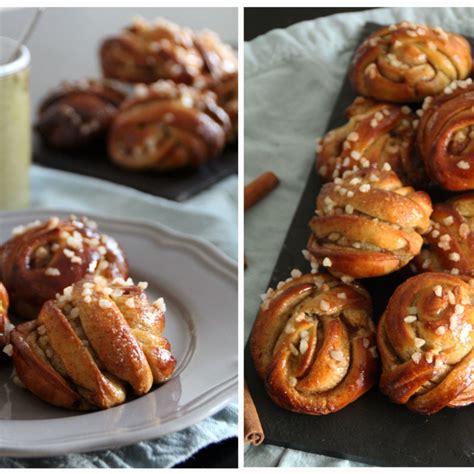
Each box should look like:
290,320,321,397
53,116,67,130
316,97,420,183
108,80,231,171
9,276,176,410
307,166,432,279
414,193,474,276
378,272,474,414
100,16,204,85
350,22,472,103
416,79,474,190
194,29,238,83
0,283,10,350
199,71,238,142
36,79,126,149
99,17,236,86
194,30,238,140
0,216,128,319
250,271,377,415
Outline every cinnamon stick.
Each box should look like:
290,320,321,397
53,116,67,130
244,381,264,446
244,171,280,211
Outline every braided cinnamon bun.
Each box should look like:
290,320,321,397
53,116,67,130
100,16,204,85
198,71,238,142
417,79,474,190
36,79,126,149
0,216,128,319
0,283,10,350
250,271,376,415
414,194,474,276
9,276,175,410
378,272,474,414
350,22,472,103
307,166,432,279
194,30,238,140
195,29,237,82
316,97,420,183
108,80,231,171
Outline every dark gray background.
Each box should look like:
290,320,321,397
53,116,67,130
244,7,376,41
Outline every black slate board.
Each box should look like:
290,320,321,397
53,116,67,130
245,22,474,467
33,134,237,202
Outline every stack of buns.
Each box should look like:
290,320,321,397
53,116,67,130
251,21,474,415
36,17,238,172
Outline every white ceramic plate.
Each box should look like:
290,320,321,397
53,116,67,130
0,210,237,457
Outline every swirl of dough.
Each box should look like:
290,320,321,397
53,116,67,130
108,80,231,170
316,97,421,184
308,166,432,279
417,79,474,190
250,272,376,415
378,272,474,414
350,21,472,103
9,276,175,410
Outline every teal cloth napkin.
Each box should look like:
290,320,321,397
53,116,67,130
244,6,473,467
1,165,237,468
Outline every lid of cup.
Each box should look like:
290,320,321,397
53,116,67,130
0,36,30,78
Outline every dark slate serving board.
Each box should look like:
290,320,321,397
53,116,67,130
33,134,237,202
245,23,474,467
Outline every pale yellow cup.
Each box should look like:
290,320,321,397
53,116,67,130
0,36,31,210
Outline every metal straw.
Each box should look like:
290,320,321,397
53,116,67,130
6,8,44,64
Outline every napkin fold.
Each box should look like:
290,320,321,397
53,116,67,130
1,405,237,468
